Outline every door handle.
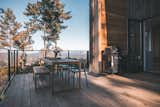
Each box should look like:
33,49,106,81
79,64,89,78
138,56,141,60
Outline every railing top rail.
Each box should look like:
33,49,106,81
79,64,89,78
0,49,89,51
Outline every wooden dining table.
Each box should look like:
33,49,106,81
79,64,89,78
42,58,82,95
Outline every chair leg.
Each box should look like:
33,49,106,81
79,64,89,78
60,69,62,80
64,71,67,84
33,73,35,80
84,70,88,87
67,71,70,85
72,72,75,88
76,72,79,88
35,75,37,89
60,68,63,80
49,73,51,88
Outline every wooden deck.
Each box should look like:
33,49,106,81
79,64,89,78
0,72,160,107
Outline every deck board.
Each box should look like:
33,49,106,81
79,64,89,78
0,72,160,107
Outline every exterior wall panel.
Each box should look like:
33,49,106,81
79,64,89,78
90,0,128,73
106,0,128,55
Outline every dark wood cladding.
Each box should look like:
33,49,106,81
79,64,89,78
151,17,160,71
89,0,160,73
128,0,160,20
108,0,128,17
90,0,99,64
89,0,101,73
106,0,128,55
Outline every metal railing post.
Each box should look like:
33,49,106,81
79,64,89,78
87,51,89,68
68,50,70,58
8,50,11,81
14,50,16,74
16,50,18,73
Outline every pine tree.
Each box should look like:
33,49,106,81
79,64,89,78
12,22,34,68
0,8,21,49
24,0,71,54
13,30,34,50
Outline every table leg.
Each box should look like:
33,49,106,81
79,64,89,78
51,66,55,95
79,63,81,88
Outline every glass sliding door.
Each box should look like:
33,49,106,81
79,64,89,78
143,16,160,73
143,19,152,72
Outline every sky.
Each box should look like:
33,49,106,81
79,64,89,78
0,0,89,50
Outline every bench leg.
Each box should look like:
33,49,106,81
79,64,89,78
49,73,51,88
33,75,34,80
35,75,37,89
51,72,55,95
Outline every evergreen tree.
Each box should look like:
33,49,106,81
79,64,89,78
0,8,21,49
13,30,34,50
24,0,71,53
12,22,34,68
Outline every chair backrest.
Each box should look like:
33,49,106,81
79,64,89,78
70,59,86,72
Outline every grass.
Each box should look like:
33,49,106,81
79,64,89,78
0,67,8,94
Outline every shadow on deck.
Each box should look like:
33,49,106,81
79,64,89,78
0,72,160,107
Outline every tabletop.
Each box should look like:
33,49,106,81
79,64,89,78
42,58,81,65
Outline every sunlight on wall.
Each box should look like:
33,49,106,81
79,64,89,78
98,0,107,61
90,0,108,73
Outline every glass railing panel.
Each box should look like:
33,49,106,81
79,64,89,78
0,49,8,94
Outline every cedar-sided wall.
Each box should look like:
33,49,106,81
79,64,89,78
89,0,100,73
106,0,128,55
90,0,108,73
90,0,128,73
128,0,160,72
90,0,160,73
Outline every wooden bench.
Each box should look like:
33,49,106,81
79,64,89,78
33,66,50,89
